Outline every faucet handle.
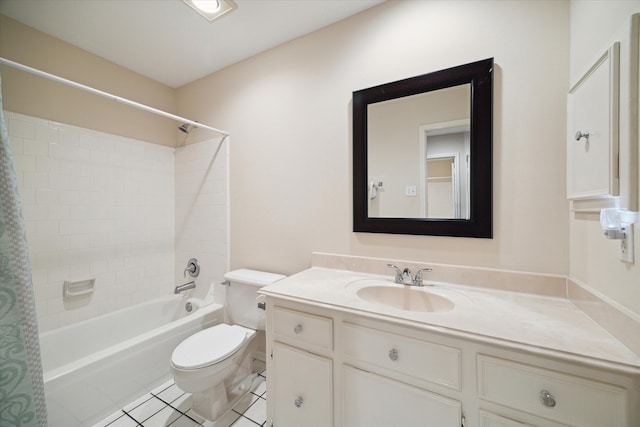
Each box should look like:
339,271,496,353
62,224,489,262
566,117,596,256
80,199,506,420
413,268,433,286
184,258,200,278
386,264,403,284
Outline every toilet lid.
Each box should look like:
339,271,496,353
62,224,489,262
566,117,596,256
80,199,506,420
171,324,250,369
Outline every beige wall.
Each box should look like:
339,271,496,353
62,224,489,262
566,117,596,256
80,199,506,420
0,15,178,147
569,0,640,315
178,0,570,277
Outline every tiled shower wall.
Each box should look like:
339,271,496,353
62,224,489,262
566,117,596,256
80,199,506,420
5,111,228,332
175,138,229,304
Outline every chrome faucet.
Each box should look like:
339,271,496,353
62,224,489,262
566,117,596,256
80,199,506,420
413,268,433,286
387,264,433,286
387,264,412,285
174,280,196,294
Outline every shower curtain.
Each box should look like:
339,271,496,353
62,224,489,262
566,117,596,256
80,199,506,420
0,73,48,426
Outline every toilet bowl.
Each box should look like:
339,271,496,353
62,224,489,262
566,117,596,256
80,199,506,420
170,269,285,421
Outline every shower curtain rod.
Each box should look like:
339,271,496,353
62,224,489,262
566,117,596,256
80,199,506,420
0,57,229,138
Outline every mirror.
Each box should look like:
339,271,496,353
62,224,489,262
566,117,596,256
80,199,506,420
353,58,493,237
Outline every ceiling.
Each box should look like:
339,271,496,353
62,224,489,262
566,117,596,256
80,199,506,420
0,0,384,88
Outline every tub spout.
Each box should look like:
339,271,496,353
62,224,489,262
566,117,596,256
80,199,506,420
175,281,196,294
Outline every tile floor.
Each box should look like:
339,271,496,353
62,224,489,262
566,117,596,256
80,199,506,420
93,363,267,427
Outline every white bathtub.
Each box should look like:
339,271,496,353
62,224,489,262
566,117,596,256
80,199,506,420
39,295,223,427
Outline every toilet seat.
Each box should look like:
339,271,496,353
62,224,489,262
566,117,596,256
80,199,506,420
171,324,251,370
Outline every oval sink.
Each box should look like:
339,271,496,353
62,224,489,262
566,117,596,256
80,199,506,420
356,285,454,313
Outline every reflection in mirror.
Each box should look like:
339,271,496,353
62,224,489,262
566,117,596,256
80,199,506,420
353,58,493,237
424,121,470,219
367,85,470,219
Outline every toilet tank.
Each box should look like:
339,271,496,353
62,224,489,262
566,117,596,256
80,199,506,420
224,269,285,330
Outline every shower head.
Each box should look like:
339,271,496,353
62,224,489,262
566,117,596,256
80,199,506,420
178,123,191,134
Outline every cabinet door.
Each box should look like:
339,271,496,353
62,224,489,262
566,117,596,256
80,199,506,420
271,342,332,427
479,410,536,427
567,43,619,201
342,365,461,427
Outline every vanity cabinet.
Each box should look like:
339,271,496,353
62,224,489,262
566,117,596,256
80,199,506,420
264,296,638,427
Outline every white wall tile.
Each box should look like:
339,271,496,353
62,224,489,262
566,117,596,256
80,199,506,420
175,138,229,303
7,111,228,332
6,111,184,331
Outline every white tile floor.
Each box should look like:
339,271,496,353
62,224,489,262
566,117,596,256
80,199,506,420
93,363,267,427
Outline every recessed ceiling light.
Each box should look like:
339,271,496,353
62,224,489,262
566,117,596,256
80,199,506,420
182,0,237,22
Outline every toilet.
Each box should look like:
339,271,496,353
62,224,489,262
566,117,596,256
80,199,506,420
170,269,285,421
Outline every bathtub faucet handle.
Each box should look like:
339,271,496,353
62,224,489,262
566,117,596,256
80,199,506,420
184,258,200,278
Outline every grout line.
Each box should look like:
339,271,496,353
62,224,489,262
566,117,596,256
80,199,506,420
179,411,202,425
152,392,185,411
234,415,262,427
121,411,144,426
125,395,170,425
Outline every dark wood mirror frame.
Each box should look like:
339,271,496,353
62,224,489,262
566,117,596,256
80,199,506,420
352,58,493,238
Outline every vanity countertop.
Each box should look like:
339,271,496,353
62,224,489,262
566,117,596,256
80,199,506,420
260,267,640,373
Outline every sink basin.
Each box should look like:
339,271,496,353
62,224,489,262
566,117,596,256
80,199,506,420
356,285,454,313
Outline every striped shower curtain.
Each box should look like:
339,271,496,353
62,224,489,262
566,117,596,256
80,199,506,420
0,73,48,426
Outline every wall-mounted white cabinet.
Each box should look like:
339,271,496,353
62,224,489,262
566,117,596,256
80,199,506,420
567,43,620,202
567,14,639,213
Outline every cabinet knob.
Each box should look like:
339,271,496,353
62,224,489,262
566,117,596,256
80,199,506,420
388,348,399,361
539,389,556,408
575,130,590,141
293,324,303,334
294,396,304,408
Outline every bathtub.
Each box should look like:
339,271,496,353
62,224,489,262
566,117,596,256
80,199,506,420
39,295,223,427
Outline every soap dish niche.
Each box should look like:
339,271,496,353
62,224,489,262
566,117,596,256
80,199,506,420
63,278,96,299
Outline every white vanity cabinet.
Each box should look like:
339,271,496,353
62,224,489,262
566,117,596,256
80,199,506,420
263,296,639,427
265,298,465,427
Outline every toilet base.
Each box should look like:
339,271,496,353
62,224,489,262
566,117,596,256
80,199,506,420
191,373,259,421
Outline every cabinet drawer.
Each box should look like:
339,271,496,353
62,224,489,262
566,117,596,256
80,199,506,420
477,355,628,427
342,323,461,390
273,307,332,350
